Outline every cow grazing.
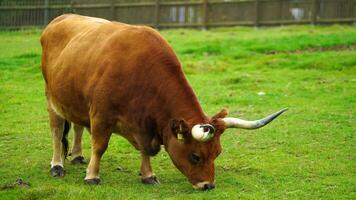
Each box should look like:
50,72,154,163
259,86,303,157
40,14,287,190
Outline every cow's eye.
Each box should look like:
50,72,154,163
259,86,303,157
190,153,201,165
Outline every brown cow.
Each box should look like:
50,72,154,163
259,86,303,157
40,14,287,190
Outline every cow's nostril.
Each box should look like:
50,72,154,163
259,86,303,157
203,183,215,190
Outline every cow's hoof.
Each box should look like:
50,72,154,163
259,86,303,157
142,176,160,185
85,178,100,185
71,156,86,164
50,165,65,177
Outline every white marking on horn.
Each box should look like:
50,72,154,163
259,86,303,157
223,108,288,129
192,125,206,141
191,124,214,141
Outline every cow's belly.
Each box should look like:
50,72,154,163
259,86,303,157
45,51,95,127
47,85,91,127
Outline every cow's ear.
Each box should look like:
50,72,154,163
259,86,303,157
170,119,189,141
212,108,228,119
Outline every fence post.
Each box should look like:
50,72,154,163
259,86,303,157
110,0,116,20
154,0,160,29
311,0,319,24
70,0,76,14
279,0,283,24
202,0,208,29
349,0,353,20
44,0,49,26
255,0,260,27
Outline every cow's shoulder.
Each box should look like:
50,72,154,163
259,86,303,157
41,14,107,45
49,14,75,25
107,22,159,42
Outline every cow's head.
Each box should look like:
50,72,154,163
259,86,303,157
165,108,287,190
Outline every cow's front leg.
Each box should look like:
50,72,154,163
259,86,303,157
84,120,111,185
140,153,160,184
71,124,85,164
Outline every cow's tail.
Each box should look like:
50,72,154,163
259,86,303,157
62,120,71,160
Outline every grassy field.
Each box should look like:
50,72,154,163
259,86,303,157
0,25,355,199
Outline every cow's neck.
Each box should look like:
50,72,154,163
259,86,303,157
153,69,208,144
127,60,208,147
164,87,207,125
155,91,207,147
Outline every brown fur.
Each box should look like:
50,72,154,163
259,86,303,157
41,14,227,186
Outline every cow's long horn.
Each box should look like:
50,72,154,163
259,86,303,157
222,108,288,129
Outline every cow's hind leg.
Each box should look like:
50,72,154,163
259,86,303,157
71,124,86,164
84,119,111,185
48,107,70,177
140,153,160,184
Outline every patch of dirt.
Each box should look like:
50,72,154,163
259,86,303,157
266,44,356,55
0,179,30,190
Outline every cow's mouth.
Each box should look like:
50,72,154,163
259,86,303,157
192,181,215,190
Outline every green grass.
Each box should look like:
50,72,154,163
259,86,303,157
0,25,355,199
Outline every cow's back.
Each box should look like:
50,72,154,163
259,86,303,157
41,14,180,126
41,14,127,81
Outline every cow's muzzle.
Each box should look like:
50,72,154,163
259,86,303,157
192,181,215,190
